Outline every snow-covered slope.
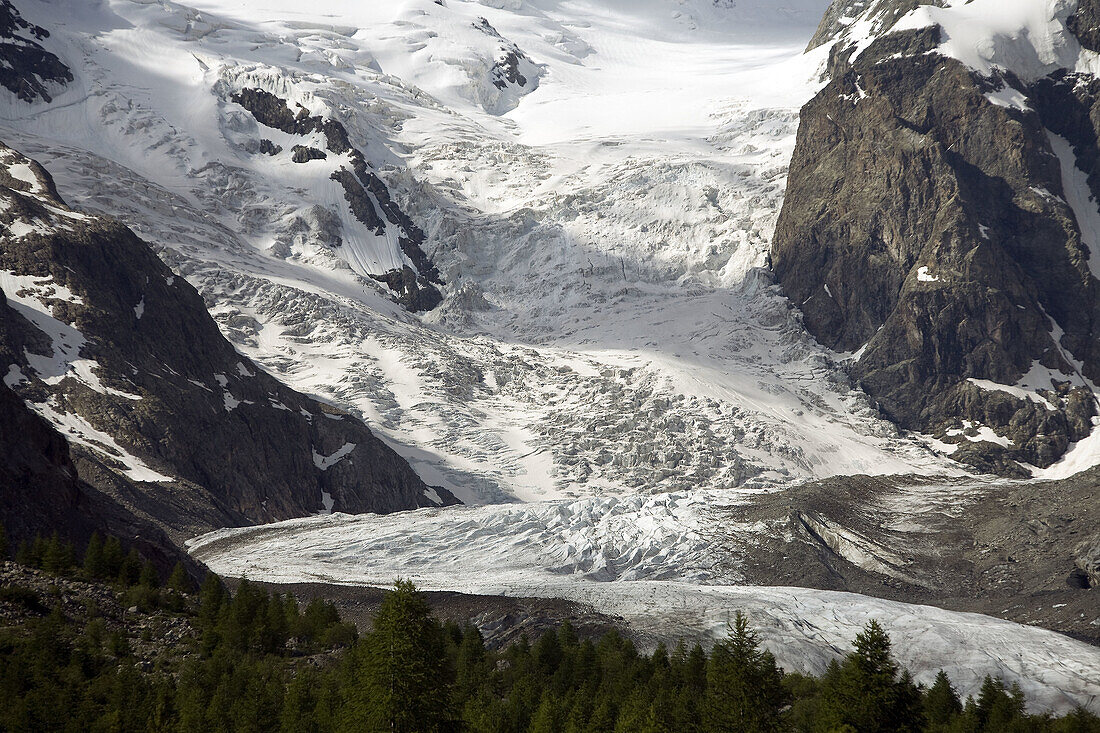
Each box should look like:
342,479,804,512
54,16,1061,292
0,0,964,504
6,0,1098,711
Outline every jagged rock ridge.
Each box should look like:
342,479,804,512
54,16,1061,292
0,141,457,551
0,0,71,103
229,88,443,312
772,0,1100,475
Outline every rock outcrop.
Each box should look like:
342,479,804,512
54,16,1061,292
726,470,1100,644
229,88,443,311
0,0,72,103
772,0,1100,474
0,141,457,554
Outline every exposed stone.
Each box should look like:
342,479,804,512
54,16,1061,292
771,16,1100,472
0,0,72,103
230,87,443,311
1068,0,1100,53
371,265,444,312
258,139,282,156
291,145,327,163
0,142,458,559
726,470,1100,644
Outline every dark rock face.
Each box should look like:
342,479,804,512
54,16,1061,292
1068,0,1100,53
371,266,444,312
473,17,538,93
772,8,1100,473
230,88,443,311
258,139,282,156
291,145,327,163
0,0,72,103
491,49,530,90
806,0,938,52
0,142,457,550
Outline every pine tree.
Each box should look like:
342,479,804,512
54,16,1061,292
41,532,75,574
455,626,489,702
705,611,789,732
975,676,1027,732
535,628,564,676
82,533,106,579
199,573,226,620
686,643,708,694
529,690,561,733
342,579,452,732
167,562,191,594
925,670,962,730
139,560,160,589
281,669,319,733
815,620,924,733
118,548,142,586
102,535,124,578
14,538,33,566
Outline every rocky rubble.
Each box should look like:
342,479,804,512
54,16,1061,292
725,469,1100,644
0,562,197,657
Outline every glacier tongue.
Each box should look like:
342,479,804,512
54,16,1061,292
188,494,1100,715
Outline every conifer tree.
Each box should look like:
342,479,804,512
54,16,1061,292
167,562,191,594
529,689,562,733
925,670,962,730
342,579,452,732
705,611,789,732
815,620,924,733
118,548,142,586
41,531,75,574
455,626,489,702
139,560,160,589
83,532,106,579
102,535,124,578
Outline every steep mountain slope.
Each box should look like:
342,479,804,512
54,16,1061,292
773,0,1100,475
0,140,456,549
0,0,969,505
2,0,1097,713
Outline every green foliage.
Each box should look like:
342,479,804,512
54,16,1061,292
1,567,1097,733
705,611,790,732
341,578,452,732
167,562,192,594
925,670,962,732
815,619,925,733
82,532,106,579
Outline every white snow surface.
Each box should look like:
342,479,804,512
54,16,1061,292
188,496,1100,713
9,0,1100,712
0,0,968,506
1050,131,1100,281
875,0,1100,81
312,441,356,470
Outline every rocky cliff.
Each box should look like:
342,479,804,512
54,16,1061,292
0,0,71,103
0,140,457,553
772,0,1100,475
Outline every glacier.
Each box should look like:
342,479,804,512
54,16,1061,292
5,0,1100,714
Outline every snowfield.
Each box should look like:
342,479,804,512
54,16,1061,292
7,0,1100,714
0,0,965,503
